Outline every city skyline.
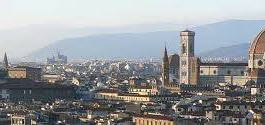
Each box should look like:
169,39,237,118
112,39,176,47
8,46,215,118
1,1,265,124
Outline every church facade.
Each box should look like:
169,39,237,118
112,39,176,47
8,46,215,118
162,28,265,87
199,62,248,86
248,28,265,86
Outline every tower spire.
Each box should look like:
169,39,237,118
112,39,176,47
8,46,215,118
3,52,9,69
162,44,169,87
164,44,168,59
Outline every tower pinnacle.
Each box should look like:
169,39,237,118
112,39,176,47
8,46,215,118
162,45,170,87
3,52,9,69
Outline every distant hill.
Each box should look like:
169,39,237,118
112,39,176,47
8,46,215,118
0,23,183,58
28,20,265,61
199,43,249,58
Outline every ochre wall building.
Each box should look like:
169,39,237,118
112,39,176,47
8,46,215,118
8,66,42,81
133,114,176,125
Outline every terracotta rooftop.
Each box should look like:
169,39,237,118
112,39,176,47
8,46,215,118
249,28,265,54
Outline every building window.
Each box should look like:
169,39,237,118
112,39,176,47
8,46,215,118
181,60,186,66
258,60,263,66
227,70,231,75
181,71,187,76
200,70,203,74
213,70,216,74
182,44,186,54
241,71,244,76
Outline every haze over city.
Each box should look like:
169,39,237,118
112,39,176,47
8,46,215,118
1,0,265,29
1,0,265,60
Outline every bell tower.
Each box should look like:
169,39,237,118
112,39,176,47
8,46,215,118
179,30,196,84
162,46,170,87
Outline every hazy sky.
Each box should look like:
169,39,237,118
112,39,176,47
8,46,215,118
1,0,265,30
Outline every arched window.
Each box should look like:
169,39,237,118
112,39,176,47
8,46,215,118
258,60,263,66
213,70,217,74
182,44,186,54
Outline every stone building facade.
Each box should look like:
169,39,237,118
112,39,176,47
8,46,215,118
179,30,200,85
162,46,170,87
133,114,176,125
166,28,265,86
248,28,265,85
199,63,248,86
168,54,180,83
0,79,76,102
8,66,42,81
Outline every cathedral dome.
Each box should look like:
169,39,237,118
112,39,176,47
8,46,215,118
249,28,265,55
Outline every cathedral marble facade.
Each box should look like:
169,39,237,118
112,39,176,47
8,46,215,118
162,27,265,87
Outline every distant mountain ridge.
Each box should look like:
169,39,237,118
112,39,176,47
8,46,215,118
0,22,183,58
27,20,265,61
199,43,249,58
